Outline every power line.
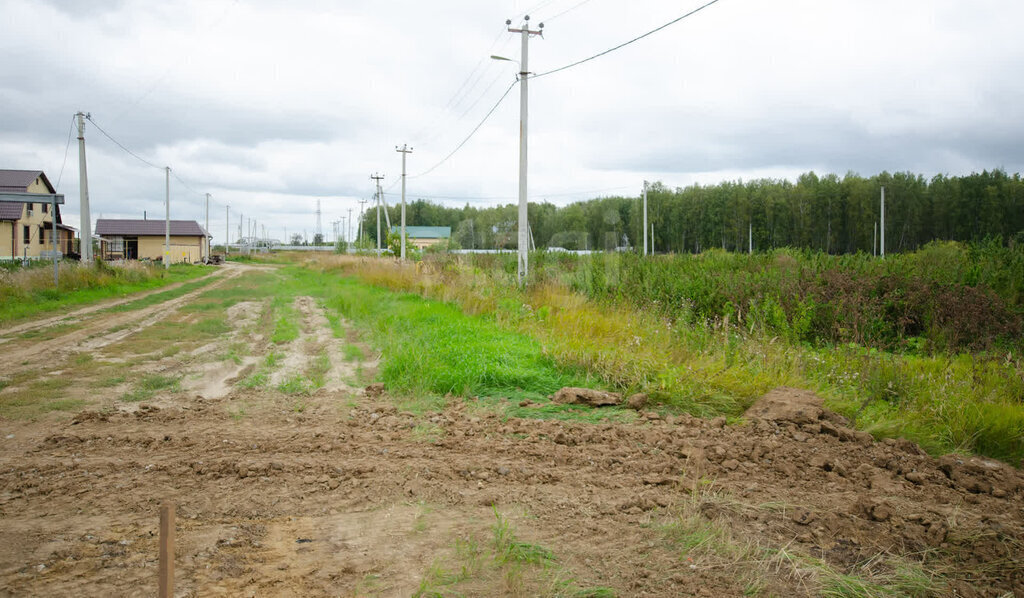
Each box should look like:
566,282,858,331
533,0,723,79
85,115,163,170
54,115,75,190
410,80,517,179
540,0,598,23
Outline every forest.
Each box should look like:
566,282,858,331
361,169,1024,253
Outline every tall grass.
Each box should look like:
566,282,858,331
305,252,1024,465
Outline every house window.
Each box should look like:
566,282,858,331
108,236,124,252
23,225,30,245
39,225,45,244
27,203,34,217
42,204,48,214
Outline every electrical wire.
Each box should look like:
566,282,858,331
54,115,76,190
533,0,722,79
540,0,597,23
84,115,163,170
170,169,205,198
410,79,517,179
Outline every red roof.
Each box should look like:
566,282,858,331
95,219,210,237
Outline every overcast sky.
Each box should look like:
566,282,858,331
2,0,1023,242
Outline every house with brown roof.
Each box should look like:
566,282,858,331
95,219,211,264
0,169,77,260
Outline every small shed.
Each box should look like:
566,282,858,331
95,219,211,263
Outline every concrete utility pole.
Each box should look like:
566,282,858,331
396,145,413,259
76,112,93,264
205,193,210,262
505,16,543,284
371,173,384,253
164,166,170,270
357,198,367,245
880,186,886,259
643,180,648,256
347,208,353,246
225,205,229,256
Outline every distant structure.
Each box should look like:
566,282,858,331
390,225,451,250
315,199,322,244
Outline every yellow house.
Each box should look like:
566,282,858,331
0,169,77,260
95,219,211,264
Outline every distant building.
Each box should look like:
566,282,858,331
0,169,77,260
95,219,211,263
390,225,451,250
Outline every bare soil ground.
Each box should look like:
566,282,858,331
0,265,1022,597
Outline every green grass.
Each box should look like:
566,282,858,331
413,509,613,598
342,342,364,362
103,275,219,314
121,374,180,402
238,371,269,389
270,297,300,344
0,263,210,325
320,274,593,399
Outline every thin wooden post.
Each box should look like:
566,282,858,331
159,503,175,598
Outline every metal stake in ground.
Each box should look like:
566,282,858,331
158,502,175,598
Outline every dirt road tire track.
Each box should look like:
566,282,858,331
0,264,251,373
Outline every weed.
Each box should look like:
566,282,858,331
94,375,126,388
238,371,269,389
492,507,555,566
277,374,310,395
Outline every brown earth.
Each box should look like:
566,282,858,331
1,266,1022,597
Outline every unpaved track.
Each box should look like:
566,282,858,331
0,269,222,340
0,263,250,374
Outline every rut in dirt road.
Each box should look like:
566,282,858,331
0,264,246,374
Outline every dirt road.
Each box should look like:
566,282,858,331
0,265,1021,597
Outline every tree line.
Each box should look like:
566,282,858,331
359,169,1024,253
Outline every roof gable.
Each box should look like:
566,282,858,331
95,219,210,237
0,170,55,193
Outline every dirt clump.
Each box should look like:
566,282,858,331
552,386,622,406
744,386,825,424
626,392,649,410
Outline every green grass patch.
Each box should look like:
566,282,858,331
342,342,364,362
121,374,180,402
192,317,231,336
270,298,300,344
320,274,593,399
238,371,269,389
276,373,310,395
